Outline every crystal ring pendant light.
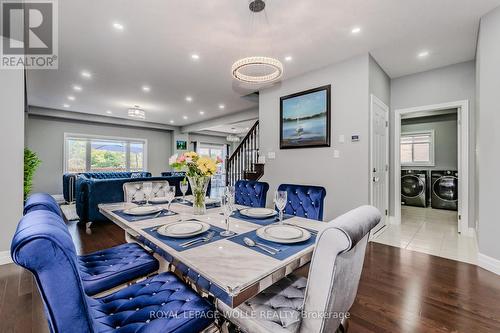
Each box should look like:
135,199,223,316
231,0,283,85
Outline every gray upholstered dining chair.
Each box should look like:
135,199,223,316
217,205,381,333
123,180,170,202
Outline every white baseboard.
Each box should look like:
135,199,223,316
478,252,500,276
0,250,13,266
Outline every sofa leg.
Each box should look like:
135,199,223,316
85,222,93,234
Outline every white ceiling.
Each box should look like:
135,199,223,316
27,0,500,126
206,119,257,135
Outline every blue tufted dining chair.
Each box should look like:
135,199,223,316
277,184,327,221
11,210,215,333
23,193,160,296
235,180,270,208
24,193,63,217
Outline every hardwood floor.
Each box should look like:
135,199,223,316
1,220,499,333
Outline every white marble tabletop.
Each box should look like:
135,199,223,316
99,197,325,308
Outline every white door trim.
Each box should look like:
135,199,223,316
370,94,390,235
393,100,469,234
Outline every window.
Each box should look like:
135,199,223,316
64,134,147,173
400,131,435,166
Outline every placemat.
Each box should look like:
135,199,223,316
142,221,228,252
112,208,177,222
229,210,293,226
228,228,316,260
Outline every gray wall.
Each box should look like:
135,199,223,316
0,55,24,252
259,54,370,221
401,113,458,171
369,55,391,106
390,61,476,227
476,6,500,261
26,115,173,195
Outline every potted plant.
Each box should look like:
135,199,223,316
24,148,41,200
169,152,221,214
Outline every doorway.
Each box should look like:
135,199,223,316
370,95,390,236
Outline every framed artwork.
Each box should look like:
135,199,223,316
280,84,331,149
176,140,187,150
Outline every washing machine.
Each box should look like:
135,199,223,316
401,170,427,207
431,170,458,211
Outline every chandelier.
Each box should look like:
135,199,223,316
231,56,283,84
231,1,283,85
226,134,241,143
127,105,146,120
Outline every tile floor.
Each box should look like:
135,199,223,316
372,206,478,264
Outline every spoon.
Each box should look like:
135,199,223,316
243,237,276,255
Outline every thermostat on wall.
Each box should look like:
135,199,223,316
351,135,360,142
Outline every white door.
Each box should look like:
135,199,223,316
370,95,390,235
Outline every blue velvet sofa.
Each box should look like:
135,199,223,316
76,175,211,223
64,172,151,203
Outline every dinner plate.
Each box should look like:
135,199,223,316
186,197,219,205
123,206,162,216
157,221,210,238
256,225,311,244
149,197,169,204
240,208,277,219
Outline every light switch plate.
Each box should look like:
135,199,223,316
339,135,345,143
267,152,276,159
333,150,340,158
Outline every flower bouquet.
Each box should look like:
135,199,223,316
169,151,222,214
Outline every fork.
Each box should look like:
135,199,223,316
180,231,215,248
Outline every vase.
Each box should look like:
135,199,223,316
187,176,211,215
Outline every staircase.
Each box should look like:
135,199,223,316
225,120,264,186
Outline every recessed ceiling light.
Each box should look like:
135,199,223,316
81,70,92,78
418,50,430,58
142,85,150,92
113,22,124,31
73,85,82,91
245,127,250,130
106,110,112,114
183,115,188,120
351,26,362,34
199,110,205,115
67,95,75,101
284,56,293,62
191,53,200,60
63,104,70,108
218,104,225,109
185,96,193,102
169,120,174,124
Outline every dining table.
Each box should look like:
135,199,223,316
99,196,324,309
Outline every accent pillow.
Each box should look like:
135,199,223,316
130,173,143,178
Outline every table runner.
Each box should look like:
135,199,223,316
142,221,227,252
228,228,317,260
112,209,177,222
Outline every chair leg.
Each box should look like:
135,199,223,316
85,221,93,235
337,317,349,333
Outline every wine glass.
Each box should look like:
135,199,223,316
165,185,176,211
180,179,189,203
220,194,236,237
274,190,288,224
224,185,236,209
142,182,153,205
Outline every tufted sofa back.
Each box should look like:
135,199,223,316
81,171,151,180
234,180,270,208
300,206,381,332
123,180,170,202
11,210,97,332
277,184,326,221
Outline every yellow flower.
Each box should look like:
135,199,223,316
196,157,217,176
184,151,199,159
